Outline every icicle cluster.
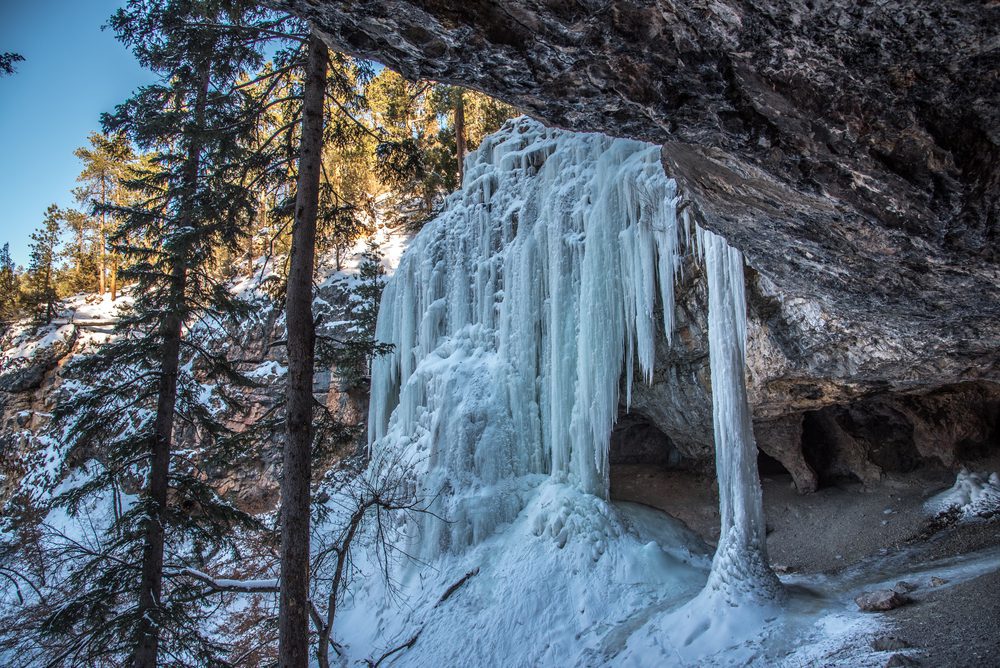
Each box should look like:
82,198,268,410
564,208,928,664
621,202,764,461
369,118,771,585
369,118,688,556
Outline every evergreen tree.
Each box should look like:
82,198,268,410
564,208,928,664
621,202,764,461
23,205,62,324
0,243,19,329
58,207,101,295
367,73,517,226
42,2,300,665
74,132,137,298
327,237,392,387
279,29,328,668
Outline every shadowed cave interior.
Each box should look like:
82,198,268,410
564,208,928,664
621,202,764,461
610,380,1000,548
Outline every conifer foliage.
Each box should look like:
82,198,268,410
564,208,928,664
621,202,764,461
23,206,62,324
39,1,299,665
73,131,138,299
0,244,18,330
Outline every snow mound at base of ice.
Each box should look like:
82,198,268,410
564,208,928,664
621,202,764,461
335,482,712,667
618,586,783,667
926,469,1000,519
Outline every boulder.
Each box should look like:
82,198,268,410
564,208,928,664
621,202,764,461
856,589,912,612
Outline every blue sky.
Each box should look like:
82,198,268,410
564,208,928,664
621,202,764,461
0,0,154,266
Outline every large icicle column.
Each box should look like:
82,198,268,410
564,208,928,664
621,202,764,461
701,229,782,601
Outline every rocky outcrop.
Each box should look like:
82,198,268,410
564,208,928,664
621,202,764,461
619,251,998,487
280,0,999,480
753,413,816,494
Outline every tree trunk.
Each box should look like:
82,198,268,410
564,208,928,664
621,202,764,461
454,89,466,185
99,179,107,295
279,31,328,668
110,255,118,302
42,259,54,324
131,58,211,668
131,262,187,668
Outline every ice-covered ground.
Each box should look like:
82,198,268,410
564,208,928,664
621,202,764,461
329,470,1000,667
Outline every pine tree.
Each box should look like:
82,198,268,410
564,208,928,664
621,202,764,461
0,243,19,329
368,74,517,226
74,132,137,298
23,205,62,324
279,29,328,668
327,237,393,387
42,2,301,665
58,207,101,295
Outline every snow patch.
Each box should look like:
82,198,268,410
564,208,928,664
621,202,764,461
926,469,1000,519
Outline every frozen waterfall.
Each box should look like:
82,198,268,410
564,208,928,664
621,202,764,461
368,117,776,599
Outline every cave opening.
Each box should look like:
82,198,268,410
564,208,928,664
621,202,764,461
607,409,724,543
756,450,791,477
608,410,680,469
790,380,1000,489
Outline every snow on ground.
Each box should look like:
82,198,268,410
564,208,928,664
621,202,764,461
926,469,1000,520
331,480,712,667
0,292,133,368
0,323,75,363
329,476,1000,667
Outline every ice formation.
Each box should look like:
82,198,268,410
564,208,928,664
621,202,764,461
367,117,774,600
700,228,781,599
926,469,1000,520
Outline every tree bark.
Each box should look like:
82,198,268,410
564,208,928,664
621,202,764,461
131,58,211,668
98,179,107,295
454,89,466,186
279,31,328,668
110,255,118,302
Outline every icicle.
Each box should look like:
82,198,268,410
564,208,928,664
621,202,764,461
701,228,781,600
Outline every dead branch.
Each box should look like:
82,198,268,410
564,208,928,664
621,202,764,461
435,567,479,607
368,631,420,668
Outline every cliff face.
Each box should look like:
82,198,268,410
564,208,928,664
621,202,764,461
280,0,999,386
279,0,999,488
621,253,1000,492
